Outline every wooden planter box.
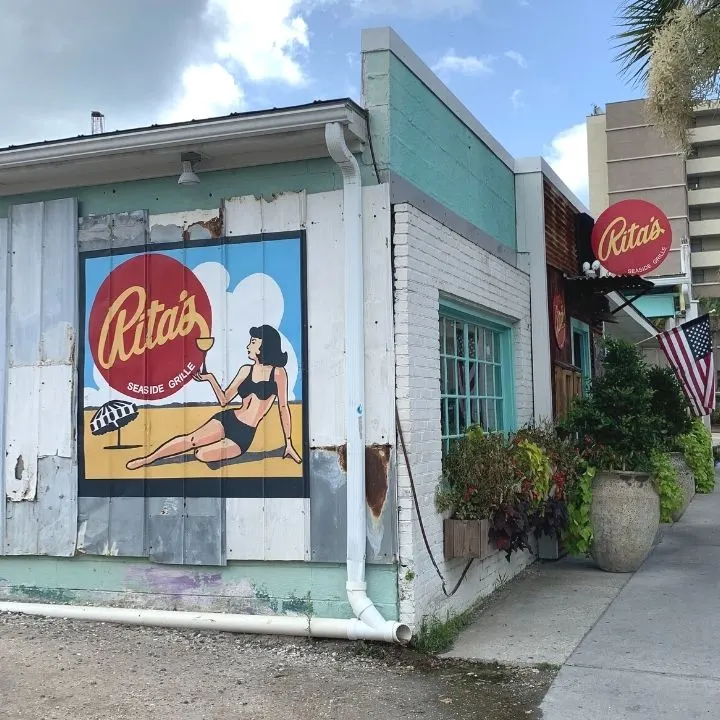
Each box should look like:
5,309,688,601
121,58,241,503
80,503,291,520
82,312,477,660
443,518,492,560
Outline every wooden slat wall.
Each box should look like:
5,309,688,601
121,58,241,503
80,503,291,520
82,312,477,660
553,364,583,420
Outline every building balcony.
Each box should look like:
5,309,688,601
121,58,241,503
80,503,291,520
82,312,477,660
690,218,720,237
687,156,720,176
688,187,720,207
689,125,720,145
691,249,720,269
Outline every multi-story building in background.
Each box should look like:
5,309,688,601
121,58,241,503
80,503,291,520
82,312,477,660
587,98,720,372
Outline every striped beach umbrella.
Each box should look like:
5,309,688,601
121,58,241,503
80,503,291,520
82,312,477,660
90,399,139,449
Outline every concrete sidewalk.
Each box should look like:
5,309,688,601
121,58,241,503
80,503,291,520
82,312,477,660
541,487,720,719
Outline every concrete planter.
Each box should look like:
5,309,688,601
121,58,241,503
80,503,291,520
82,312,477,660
668,453,695,522
443,518,492,561
591,470,660,573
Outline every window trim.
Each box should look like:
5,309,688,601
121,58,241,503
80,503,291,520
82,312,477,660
439,298,517,443
571,317,592,389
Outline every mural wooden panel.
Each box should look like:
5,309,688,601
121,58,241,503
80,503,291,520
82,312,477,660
78,233,308,501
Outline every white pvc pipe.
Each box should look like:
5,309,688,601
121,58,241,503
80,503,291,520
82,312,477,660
325,122,411,645
0,602,407,643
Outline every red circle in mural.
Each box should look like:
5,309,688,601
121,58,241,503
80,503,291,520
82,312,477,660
88,253,212,401
591,199,672,276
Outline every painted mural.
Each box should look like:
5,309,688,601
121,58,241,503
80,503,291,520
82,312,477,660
78,233,307,498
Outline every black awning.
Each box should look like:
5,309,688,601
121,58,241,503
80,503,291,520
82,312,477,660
564,274,654,295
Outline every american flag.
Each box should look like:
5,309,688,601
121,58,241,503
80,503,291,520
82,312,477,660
657,314,716,417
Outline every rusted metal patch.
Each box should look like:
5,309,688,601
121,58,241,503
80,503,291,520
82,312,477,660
312,443,389,519
365,444,390,519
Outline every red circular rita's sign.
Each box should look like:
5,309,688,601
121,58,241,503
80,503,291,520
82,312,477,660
591,199,672,276
88,253,212,401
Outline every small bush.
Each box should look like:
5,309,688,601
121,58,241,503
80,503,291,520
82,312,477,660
648,366,692,450
680,420,715,494
651,451,684,523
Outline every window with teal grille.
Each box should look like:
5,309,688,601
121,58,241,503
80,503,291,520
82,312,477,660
439,303,515,453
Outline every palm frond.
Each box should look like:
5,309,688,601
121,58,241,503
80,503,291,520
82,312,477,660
613,0,688,85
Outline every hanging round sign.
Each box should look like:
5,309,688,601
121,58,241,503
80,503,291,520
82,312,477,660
552,290,567,349
591,199,672,276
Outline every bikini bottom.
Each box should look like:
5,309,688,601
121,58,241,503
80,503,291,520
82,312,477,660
212,409,256,453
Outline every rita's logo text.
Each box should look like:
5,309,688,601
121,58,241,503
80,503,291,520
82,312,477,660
595,216,666,263
97,287,210,370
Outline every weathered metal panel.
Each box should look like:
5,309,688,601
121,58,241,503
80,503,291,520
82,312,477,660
223,192,310,562
149,208,224,244
77,496,147,557
0,219,7,554
77,211,148,252
4,456,77,556
225,498,265,560
183,497,225,566
309,449,347,562
147,497,184,565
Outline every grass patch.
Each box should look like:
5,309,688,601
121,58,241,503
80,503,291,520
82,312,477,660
412,607,476,654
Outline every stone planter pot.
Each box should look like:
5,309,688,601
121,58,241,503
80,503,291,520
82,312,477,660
591,470,660,573
443,518,492,561
668,452,695,522
528,532,561,560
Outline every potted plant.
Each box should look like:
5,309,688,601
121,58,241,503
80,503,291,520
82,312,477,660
648,366,694,520
435,425,519,560
562,338,662,573
510,423,576,560
680,419,716,494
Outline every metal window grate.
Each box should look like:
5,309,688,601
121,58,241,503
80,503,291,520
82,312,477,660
439,315,506,453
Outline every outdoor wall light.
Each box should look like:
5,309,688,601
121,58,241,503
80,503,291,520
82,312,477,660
178,151,201,185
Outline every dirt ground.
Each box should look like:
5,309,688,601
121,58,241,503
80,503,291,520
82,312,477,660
0,613,556,720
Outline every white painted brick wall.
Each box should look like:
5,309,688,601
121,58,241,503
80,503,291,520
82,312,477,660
393,203,535,629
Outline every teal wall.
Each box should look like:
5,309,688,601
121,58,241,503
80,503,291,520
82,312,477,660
0,557,399,620
364,51,516,249
0,156,376,219
633,293,677,319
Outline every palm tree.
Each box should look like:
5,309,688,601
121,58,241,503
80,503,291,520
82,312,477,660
614,0,720,150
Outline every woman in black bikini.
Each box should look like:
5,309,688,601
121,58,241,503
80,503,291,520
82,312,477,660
125,325,302,470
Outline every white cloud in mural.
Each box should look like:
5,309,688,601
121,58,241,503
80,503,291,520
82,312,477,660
83,263,299,408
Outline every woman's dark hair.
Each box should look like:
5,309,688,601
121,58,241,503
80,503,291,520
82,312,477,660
250,325,288,367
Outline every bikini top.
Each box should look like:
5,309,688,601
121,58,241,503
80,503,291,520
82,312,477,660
237,366,277,401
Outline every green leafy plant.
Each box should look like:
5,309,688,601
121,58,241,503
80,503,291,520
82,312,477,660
680,419,715,493
650,450,684,523
562,464,595,557
435,425,519,521
647,366,692,450
562,338,663,471
488,500,532,561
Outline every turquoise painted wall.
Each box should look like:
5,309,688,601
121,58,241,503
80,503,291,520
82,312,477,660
0,557,399,620
0,156,376,219
364,51,517,250
633,293,677,319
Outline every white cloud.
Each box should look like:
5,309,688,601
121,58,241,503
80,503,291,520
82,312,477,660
208,0,310,86
349,0,479,16
432,50,495,76
510,89,523,109
162,63,244,123
84,263,299,408
505,50,527,69
545,123,589,203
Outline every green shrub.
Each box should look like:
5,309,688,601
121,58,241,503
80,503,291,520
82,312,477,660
561,464,595,557
562,338,663,471
650,451,683,523
680,420,715,493
647,366,692,450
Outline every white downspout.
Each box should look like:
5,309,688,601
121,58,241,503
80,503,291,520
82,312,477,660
325,121,410,643
0,125,411,646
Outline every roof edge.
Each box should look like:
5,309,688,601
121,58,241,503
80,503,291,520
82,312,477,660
515,156,591,216
0,99,366,169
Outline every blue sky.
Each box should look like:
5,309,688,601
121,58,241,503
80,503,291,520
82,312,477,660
1,2,644,206
155,0,644,206
83,238,303,397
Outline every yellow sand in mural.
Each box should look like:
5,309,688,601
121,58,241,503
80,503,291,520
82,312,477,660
83,403,303,480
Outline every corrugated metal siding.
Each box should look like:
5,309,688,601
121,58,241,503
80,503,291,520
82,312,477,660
3,199,78,556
